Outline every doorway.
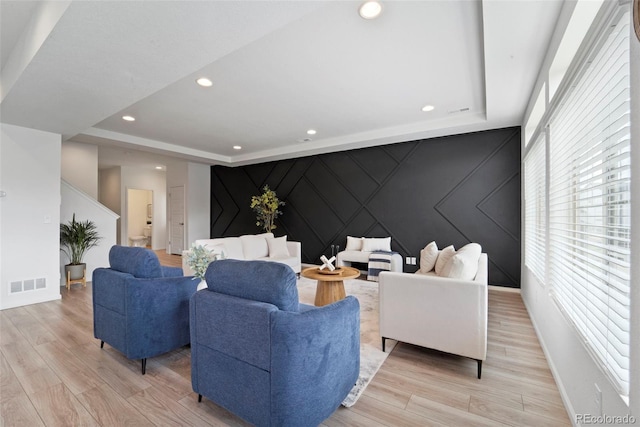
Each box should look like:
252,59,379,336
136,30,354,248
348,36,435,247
127,188,153,248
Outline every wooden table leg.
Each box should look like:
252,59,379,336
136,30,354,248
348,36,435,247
314,280,347,306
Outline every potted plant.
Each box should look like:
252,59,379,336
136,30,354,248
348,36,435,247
250,185,285,233
60,213,101,281
186,244,225,290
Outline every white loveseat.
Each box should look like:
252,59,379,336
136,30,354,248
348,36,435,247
182,233,301,274
336,236,403,273
378,253,488,378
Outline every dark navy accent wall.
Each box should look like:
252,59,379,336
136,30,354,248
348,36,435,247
211,127,521,287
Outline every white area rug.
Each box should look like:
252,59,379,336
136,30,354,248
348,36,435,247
297,277,396,407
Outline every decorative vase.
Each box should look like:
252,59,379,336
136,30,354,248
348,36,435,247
197,279,207,291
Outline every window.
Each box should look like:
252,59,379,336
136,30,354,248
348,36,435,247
524,133,546,283
547,10,631,395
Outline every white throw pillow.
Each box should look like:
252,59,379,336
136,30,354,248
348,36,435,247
345,236,364,251
361,237,391,252
434,245,455,275
441,243,482,280
240,235,270,259
419,241,439,273
220,237,244,260
267,236,290,258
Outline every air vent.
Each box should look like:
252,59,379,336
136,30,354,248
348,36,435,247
9,277,47,293
447,107,471,114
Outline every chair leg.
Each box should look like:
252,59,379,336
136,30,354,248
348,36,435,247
382,337,386,352
100,341,104,349
141,358,147,375
198,394,202,403
477,359,483,379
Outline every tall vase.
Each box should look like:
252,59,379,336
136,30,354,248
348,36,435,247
197,279,207,291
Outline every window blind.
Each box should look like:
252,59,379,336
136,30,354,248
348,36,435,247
524,134,546,284
548,10,630,395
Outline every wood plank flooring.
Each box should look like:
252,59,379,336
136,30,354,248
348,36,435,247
0,251,571,426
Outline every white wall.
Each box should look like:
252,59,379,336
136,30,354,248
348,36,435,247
60,181,118,285
0,124,62,309
166,160,210,250
120,167,166,250
520,3,638,423
61,141,98,199
98,166,121,244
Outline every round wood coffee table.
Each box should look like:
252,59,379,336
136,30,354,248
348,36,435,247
301,266,361,306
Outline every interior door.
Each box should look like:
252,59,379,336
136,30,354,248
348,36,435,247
169,185,185,255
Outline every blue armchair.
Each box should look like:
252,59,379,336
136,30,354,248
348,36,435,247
190,259,360,427
93,246,198,374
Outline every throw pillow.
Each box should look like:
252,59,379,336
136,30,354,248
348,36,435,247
240,235,270,259
434,245,455,275
419,241,439,272
345,236,364,251
441,243,482,280
267,236,290,258
362,237,392,252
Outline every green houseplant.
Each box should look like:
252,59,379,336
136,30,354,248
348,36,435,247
186,244,225,290
60,213,101,281
250,185,285,233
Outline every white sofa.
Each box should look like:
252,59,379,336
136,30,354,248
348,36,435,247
182,233,302,274
378,253,488,378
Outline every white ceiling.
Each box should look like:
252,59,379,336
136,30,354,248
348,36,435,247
0,0,563,168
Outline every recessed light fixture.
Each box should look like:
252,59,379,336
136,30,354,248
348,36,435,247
359,1,382,19
421,105,435,112
307,129,317,135
155,166,163,170
122,115,136,121
233,145,242,150
196,77,213,87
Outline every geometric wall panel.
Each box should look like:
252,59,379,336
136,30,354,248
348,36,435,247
211,126,521,287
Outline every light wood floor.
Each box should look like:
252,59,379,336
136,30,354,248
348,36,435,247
0,251,571,426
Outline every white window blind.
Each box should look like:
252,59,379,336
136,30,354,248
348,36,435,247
524,134,546,284
548,10,630,395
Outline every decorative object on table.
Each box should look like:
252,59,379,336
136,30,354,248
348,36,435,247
250,185,285,233
60,213,101,290
319,254,336,271
186,244,225,290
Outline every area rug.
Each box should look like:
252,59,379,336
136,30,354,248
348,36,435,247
296,276,396,407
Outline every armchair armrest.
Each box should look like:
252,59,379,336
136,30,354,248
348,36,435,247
162,265,184,277
270,296,360,424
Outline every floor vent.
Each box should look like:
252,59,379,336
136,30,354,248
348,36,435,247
9,278,47,293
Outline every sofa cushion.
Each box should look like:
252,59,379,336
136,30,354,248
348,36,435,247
441,243,482,280
218,237,244,260
362,237,391,252
338,250,371,263
419,241,438,273
434,245,455,275
267,235,290,258
240,234,270,259
345,236,364,251
108,246,162,278
205,259,299,312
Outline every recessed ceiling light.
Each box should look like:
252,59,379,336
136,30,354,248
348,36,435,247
196,77,213,87
122,115,136,121
359,1,382,19
421,105,435,112
307,129,317,135
233,145,242,150
155,166,163,170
